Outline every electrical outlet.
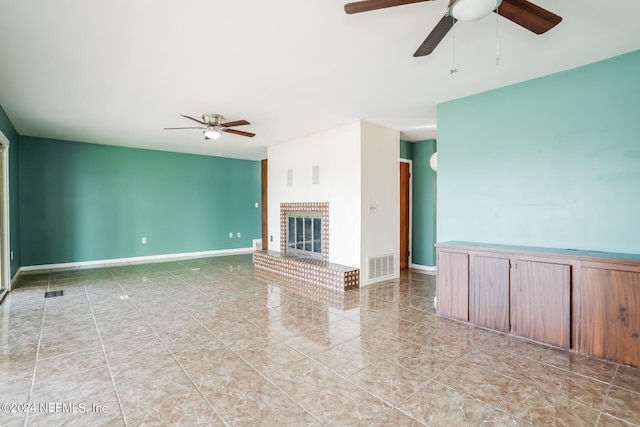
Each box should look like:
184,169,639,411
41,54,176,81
229,232,233,238
237,232,241,238
254,202,259,208
10,250,13,260
142,237,147,244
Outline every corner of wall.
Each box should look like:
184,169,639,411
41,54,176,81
360,122,401,285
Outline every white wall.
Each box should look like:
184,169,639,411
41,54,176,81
360,121,400,285
267,122,362,268
267,120,400,283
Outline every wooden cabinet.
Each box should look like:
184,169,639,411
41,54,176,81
470,256,510,333
436,250,469,322
511,260,570,348
436,241,640,367
580,267,640,367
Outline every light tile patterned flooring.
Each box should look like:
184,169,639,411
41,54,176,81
1,254,639,426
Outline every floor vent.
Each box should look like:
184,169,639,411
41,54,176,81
367,254,395,281
44,290,64,298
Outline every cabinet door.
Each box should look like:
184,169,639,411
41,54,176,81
436,251,469,321
580,267,640,367
470,256,510,332
511,260,570,348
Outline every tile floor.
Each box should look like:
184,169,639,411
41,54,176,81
0,253,639,426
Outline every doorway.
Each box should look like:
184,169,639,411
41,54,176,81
400,160,411,270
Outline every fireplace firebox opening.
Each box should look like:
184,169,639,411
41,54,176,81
280,202,329,262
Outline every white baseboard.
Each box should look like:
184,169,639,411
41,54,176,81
17,247,255,275
361,273,400,287
409,263,436,273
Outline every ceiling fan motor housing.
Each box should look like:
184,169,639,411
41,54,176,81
202,113,223,126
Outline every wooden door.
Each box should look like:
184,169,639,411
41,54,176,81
400,162,410,270
470,256,510,332
261,159,268,251
436,250,469,321
511,260,570,348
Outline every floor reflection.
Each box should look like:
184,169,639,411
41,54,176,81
1,254,638,426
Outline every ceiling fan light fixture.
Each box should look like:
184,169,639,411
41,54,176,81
450,0,502,22
204,129,222,139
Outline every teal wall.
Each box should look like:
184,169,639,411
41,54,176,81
20,137,261,266
400,139,413,159
0,105,21,277
437,49,640,254
400,139,437,266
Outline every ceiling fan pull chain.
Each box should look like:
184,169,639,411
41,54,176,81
496,3,500,65
450,20,459,74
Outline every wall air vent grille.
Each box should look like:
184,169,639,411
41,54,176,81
367,254,395,280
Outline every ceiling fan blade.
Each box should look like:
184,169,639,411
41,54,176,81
220,120,250,128
224,128,256,138
163,127,203,130
180,115,206,125
414,14,456,57
496,0,562,34
345,0,430,14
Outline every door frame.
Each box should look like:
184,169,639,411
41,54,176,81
0,131,10,298
400,159,412,269
261,159,268,250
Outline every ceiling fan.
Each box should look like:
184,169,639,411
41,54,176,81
164,114,255,139
344,0,562,57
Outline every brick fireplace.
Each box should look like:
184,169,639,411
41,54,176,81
253,202,360,290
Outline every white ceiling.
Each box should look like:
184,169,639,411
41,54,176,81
1,0,639,161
